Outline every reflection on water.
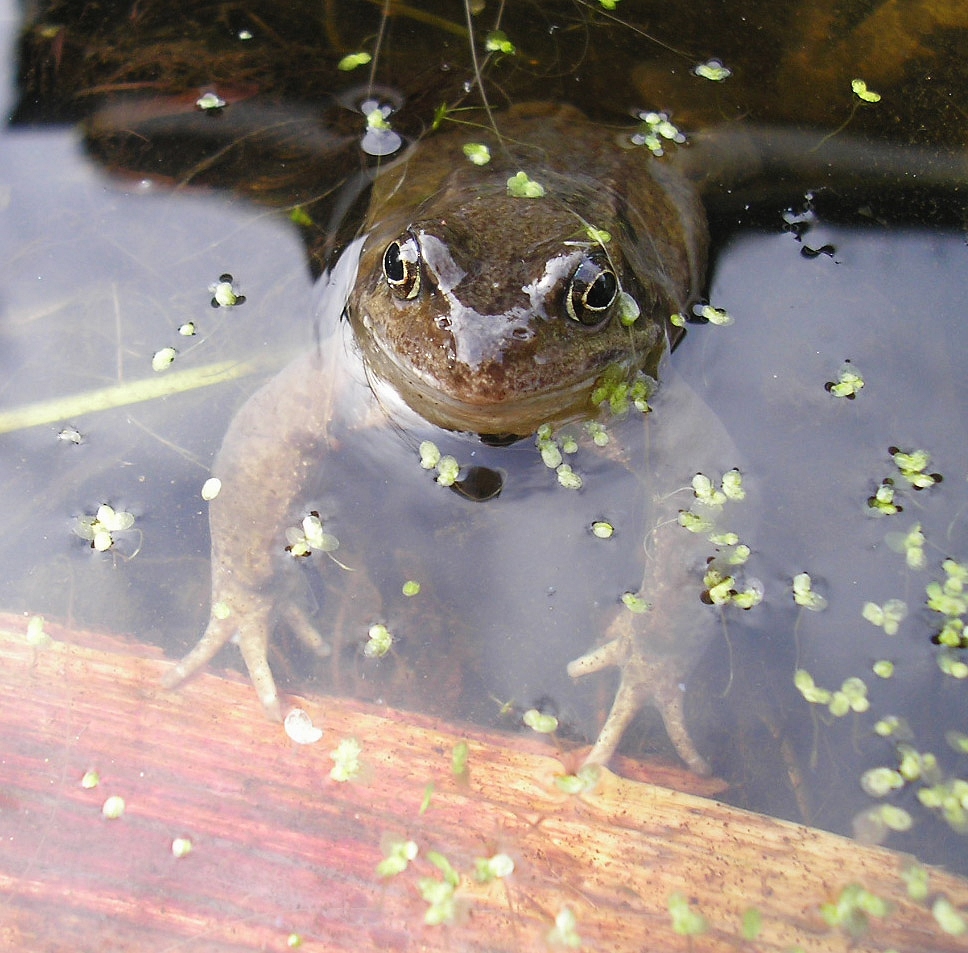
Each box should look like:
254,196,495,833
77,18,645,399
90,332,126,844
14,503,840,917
1,0,967,888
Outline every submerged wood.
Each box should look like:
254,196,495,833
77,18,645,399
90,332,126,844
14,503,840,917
0,612,965,952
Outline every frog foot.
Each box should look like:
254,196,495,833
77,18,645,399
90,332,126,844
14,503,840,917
163,598,330,722
567,615,711,775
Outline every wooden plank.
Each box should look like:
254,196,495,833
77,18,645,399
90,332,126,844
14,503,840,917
0,612,965,952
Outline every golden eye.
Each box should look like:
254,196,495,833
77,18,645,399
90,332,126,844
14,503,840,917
382,234,421,299
566,257,618,326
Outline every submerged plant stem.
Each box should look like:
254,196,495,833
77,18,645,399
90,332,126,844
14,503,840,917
0,359,265,434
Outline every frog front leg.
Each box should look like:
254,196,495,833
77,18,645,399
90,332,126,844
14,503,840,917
568,605,711,775
163,343,357,717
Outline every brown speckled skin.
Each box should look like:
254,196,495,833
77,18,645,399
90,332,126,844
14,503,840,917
351,103,706,435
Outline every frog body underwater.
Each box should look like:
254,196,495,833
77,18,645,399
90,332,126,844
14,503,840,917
162,99,735,772
158,56,968,769
140,0,968,775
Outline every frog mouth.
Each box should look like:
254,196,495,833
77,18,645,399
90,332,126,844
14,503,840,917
357,330,622,437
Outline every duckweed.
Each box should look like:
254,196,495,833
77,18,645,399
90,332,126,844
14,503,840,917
523,708,558,733
289,206,314,227
693,58,732,82
377,838,418,877
554,763,601,794
932,897,967,936
337,51,371,71
73,504,136,552
101,795,126,819
484,30,515,54
937,650,968,679
209,274,245,308
556,463,582,489
452,740,469,778
874,715,907,738
506,171,545,198
631,110,685,156
668,892,708,936
360,99,402,156
539,438,563,469
419,440,441,469
946,730,968,754
851,79,882,103
584,421,609,446
862,599,907,635
695,303,734,326
795,670,868,716
462,142,491,165
926,560,968,647
25,615,49,648
152,347,177,371
820,883,890,937
918,777,968,831
792,572,827,611
677,509,714,534
363,623,393,659
201,477,221,501
418,875,456,925
365,107,392,131
616,291,640,326
886,523,926,570
285,512,339,557
890,447,941,490
329,738,362,782
436,455,460,486
692,473,727,507
417,441,463,486
473,853,514,882
860,766,905,797
867,479,901,515
171,837,193,858
547,906,582,948
901,862,929,901
741,907,762,940
621,591,650,614
195,91,226,111
826,361,865,398
590,365,655,416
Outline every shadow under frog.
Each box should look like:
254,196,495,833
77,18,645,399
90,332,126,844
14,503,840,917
160,101,749,774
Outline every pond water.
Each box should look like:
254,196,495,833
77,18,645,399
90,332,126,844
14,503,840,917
1,0,967,886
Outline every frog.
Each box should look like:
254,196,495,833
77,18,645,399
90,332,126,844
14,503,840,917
161,99,736,773
157,49,968,767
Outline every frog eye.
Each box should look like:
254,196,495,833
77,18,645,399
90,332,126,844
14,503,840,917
382,235,421,299
566,258,618,326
